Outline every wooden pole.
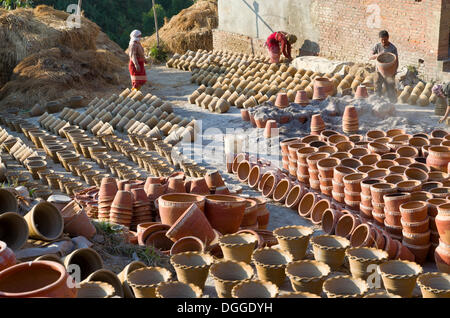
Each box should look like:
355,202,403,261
152,0,160,48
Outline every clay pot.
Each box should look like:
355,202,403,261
61,201,96,239
417,272,450,298
295,90,309,106
205,195,246,235
166,203,215,245
310,114,325,135
261,173,280,199
24,202,63,241
117,261,146,298
346,247,388,280
63,248,104,281
127,267,172,298
0,241,16,272
400,201,428,222
219,233,258,263
355,85,369,99
273,225,314,261
436,203,450,245
231,280,278,298
0,189,18,214
158,193,205,226
427,146,450,172
205,170,225,189
272,178,292,204
298,192,318,218
370,183,396,204
170,252,213,289
321,208,345,235
77,281,115,298
0,261,77,298
343,173,367,193
310,199,331,225
285,260,330,295
431,187,450,199
376,52,397,77
210,260,254,298
252,247,293,287
396,180,422,193
323,275,369,298
335,213,361,238
155,281,202,298
284,184,306,210
0,213,28,251
310,235,350,270
349,224,376,248
85,269,124,298
275,93,289,108
384,192,411,212
379,260,423,298
237,160,252,183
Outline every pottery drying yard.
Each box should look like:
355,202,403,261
1,39,450,299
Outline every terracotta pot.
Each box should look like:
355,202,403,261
0,241,16,272
346,247,388,280
280,137,301,155
155,281,202,298
285,184,307,210
355,85,369,99
275,93,289,108
342,105,359,134
158,193,205,226
310,114,325,135
166,203,215,245
343,173,367,193
435,240,450,273
379,260,423,297
272,178,292,204
310,199,330,225
204,170,225,189
231,280,278,298
285,260,330,295
349,224,376,248
435,203,450,245
383,192,411,212
369,183,396,204
170,252,213,289
0,260,77,298
117,260,146,298
76,281,115,298
400,201,428,222
310,235,350,270
335,213,361,238
127,266,172,298
0,212,28,251
427,146,450,172
376,52,397,77
273,225,314,261
170,236,205,256
430,187,450,199
381,231,398,259
323,275,369,298
417,272,450,298
210,260,254,298
85,269,124,298
0,189,18,214
298,192,318,218
241,199,258,227
24,202,63,241
252,247,293,287
63,248,104,281
321,208,345,235
295,90,309,106
205,195,246,235
240,109,250,122
261,173,280,199
237,160,252,183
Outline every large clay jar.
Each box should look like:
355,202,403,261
166,203,216,245
170,252,214,290
205,195,247,235
435,240,450,273
252,247,293,288
273,225,314,261
427,146,450,172
376,52,397,77
436,203,450,245
379,260,423,298
417,272,450,298
158,193,205,226
310,235,350,271
0,261,77,298
346,247,388,280
0,241,16,272
323,275,369,298
210,260,254,298
285,260,330,295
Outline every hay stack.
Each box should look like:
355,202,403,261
141,0,218,54
0,5,128,109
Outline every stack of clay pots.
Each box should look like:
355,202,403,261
130,188,153,230
342,105,359,134
98,178,118,221
435,203,450,273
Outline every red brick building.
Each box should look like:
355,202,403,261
213,0,450,81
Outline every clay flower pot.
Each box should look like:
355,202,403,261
285,260,330,295
77,281,115,298
343,173,367,193
0,261,77,298
24,202,63,241
272,178,292,204
189,177,210,195
0,189,18,214
285,184,307,210
231,280,279,298
311,235,350,270
85,269,124,298
275,93,289,108
166,177,186,194
335,212,361,238
127,267,172,298
436,203,450,245
170,252,213,290
417,272,450,298
273,225,314,261
219,233,258,263
117,260,146,298
63,248,104,281
61,200,96,239
349,224,377,248
0,213,29,251
323,275,369,298
166,203,216,245
0,241,16,272
379,260,423,297
205,195,246,235
295,90,309,106
355,85,369,99
155,281,202,298
158,193,205,226
310,114,325,135
252,247,293,287
400,201,428,222
370,183,396,204
427,146,450,172
210,260,254,298
264,120,278,139
237,160,252,183
298,192,319,218
346,247,388,280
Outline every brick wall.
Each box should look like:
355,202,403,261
214,0,449,81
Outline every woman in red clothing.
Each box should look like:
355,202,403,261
265,31,297,63
128,30,148,91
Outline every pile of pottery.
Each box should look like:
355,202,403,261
28,96,87,118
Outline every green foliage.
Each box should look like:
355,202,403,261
32,0,195,48
1,0,33,9
149,43,168,63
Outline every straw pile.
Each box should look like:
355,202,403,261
141,0,218,54
0,5,128,109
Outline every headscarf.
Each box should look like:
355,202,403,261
432,84,445,98
286,34,297,45
129,30,142,47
